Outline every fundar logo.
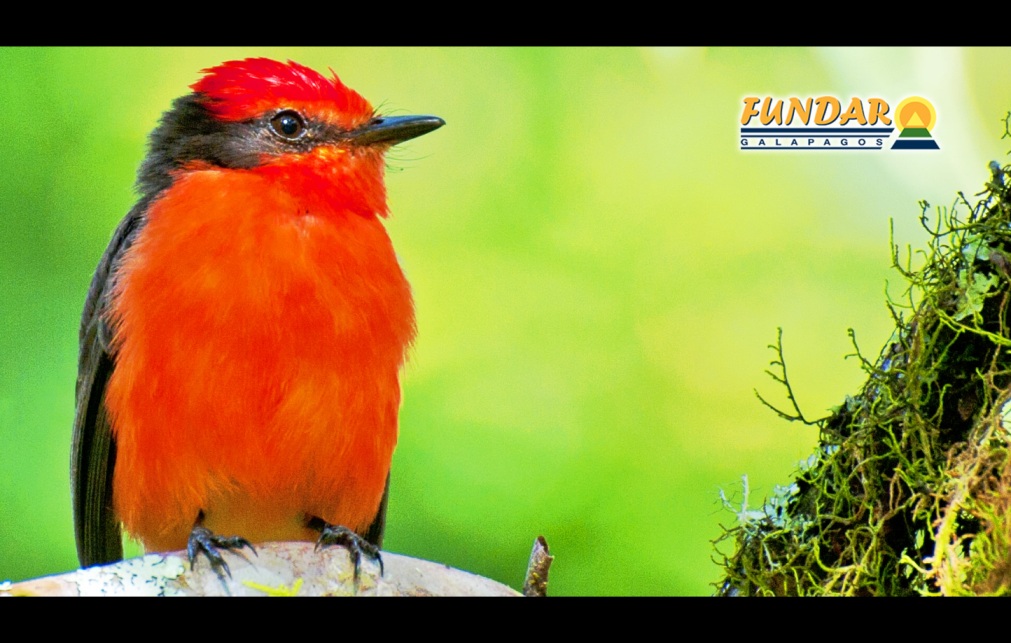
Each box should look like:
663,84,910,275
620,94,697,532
739,96,939,151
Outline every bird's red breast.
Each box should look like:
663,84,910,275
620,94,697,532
97,59,421,552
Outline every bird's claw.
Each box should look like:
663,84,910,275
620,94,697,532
313,521,383,582
187,522,257,580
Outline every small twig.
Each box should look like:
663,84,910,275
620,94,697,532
845,328,876,374
754,328,825,426
522,536,553,597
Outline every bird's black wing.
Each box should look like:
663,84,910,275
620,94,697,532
71,207,145,568
362,473,390,548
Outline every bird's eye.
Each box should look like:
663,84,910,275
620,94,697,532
269,110,306,140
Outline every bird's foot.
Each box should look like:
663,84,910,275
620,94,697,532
310,518,383,582
187,516,257,580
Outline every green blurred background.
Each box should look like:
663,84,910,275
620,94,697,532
2,47,1011,595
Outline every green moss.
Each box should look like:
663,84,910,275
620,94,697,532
715,116,1011,596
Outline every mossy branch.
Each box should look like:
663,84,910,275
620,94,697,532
717,113,1011,596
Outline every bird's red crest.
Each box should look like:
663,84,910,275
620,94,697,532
192,58,374,127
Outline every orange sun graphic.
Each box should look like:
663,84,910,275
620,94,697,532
895,96,937,132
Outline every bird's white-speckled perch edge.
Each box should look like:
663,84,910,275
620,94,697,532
1,540,544,596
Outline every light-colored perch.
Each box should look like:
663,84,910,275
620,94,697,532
2,542,521,597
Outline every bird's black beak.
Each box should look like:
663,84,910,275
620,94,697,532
349,115,445,147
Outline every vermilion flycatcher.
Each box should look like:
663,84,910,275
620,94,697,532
71,58,443,577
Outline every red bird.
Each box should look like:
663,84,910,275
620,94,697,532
71,58,443,577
